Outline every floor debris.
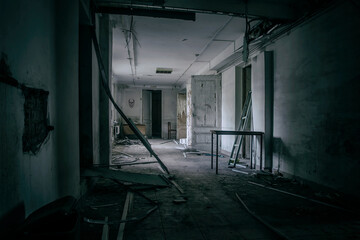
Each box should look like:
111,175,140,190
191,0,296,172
248,181,350,213
115,138,140,146
232,169,249,175
235,193,290,240
81,168,169,187
117,192,133,240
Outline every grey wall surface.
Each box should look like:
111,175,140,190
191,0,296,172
221,67,236,152
252,1,360,195
162,89,178,139
0,0,80,218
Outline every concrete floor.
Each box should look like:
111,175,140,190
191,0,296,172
79,139,360,240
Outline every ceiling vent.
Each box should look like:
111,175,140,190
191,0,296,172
156,68,173,74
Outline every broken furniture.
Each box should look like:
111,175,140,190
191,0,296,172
123,123,146,138
210,130,264,174
168,122,177,139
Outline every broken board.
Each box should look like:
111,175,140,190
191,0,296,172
81,168,169,187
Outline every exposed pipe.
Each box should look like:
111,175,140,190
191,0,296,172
174,16,234,86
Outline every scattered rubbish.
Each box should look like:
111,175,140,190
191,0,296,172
235,193,290,240
162,175,185,194
202,153,225,157
173,140,179,144
112,151,134,158
81,168,169,187
232,169,249,175
247,181,350,213
115,138,140,146
183,151,225,158
159,140,173,145
235,164,247,169
115,161,158,167
173,197,187,204
83,206,158,225
176,146,186,150
90,203,120,210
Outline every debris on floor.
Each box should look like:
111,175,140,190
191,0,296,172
115,138,141,146
182,148,225,158
81,168,170,187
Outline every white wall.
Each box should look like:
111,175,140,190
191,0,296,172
113,87,178,139
221,67,236,152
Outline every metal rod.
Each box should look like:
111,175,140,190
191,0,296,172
211,132,214,169
260,134,263,170
247,181,351,213
235,193,290,240
216,134,219,174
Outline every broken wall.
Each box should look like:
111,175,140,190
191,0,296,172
252,1,360,196
0,0,80,218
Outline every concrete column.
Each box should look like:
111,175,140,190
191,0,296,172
98,14,112,165
79,22,94,167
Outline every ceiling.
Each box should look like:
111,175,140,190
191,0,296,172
111,14,245,87
103,0,331,87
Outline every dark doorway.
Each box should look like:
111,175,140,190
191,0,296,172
242,65,252,158
152,90,162,138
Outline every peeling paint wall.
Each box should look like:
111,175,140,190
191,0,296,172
252,1,360,196
177,93,187,139
0,0,79,219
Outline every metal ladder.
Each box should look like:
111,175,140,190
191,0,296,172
228,90,252,167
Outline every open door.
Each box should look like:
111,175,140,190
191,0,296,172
187,75,221,151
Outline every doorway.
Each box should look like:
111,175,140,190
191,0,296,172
152,90,162,138
242,65,252,158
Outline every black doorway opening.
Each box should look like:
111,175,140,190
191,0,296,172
152,90,162,138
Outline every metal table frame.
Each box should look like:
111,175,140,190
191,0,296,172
210,130,264,174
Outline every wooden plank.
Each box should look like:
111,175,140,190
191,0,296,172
82,168,169,187
101,216,109,240
117,192,133,240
